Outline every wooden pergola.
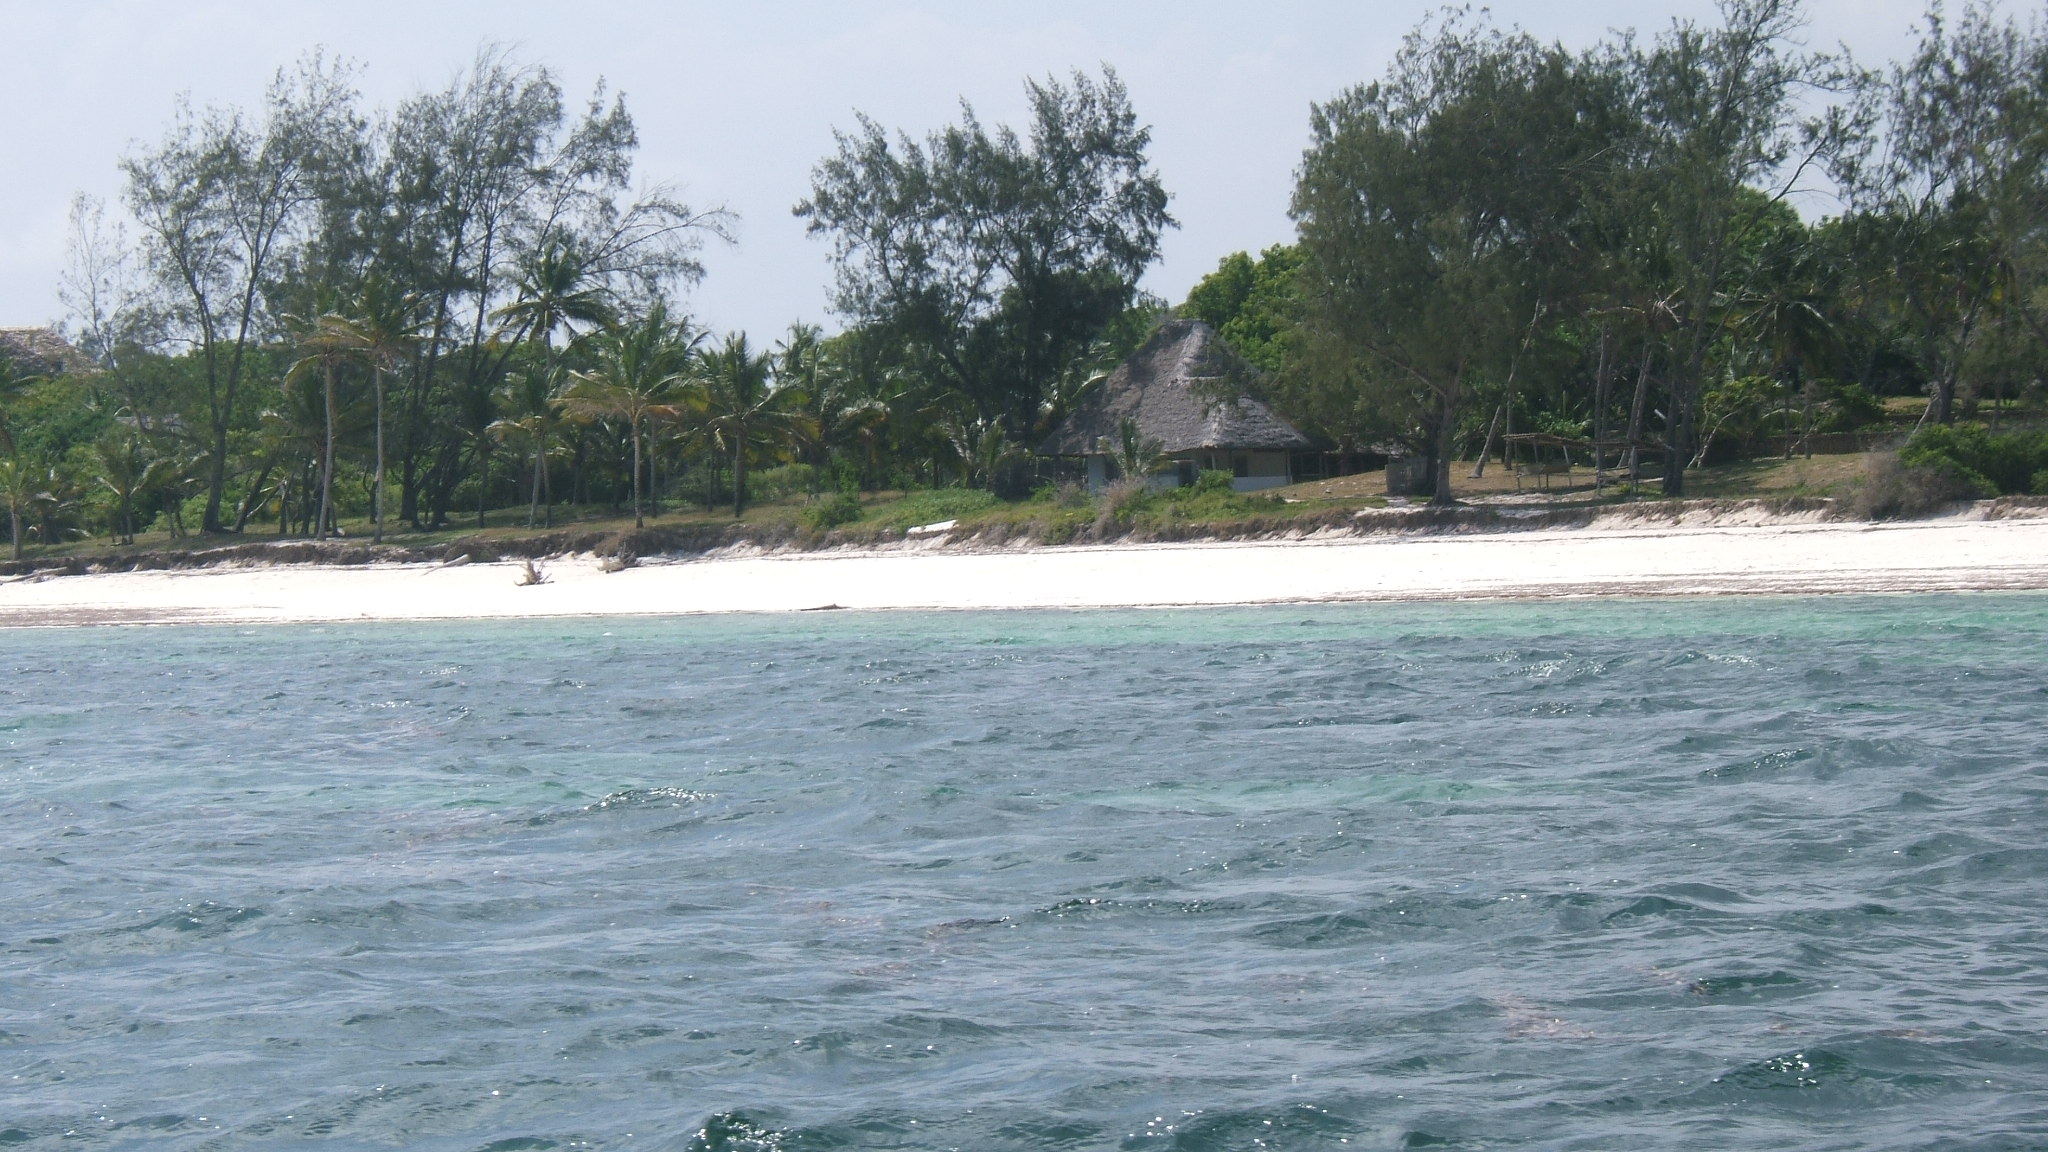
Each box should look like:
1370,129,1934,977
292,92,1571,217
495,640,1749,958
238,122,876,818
1501,432,1668,494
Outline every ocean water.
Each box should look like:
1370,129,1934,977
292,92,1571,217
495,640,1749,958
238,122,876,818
3,595,2046,1151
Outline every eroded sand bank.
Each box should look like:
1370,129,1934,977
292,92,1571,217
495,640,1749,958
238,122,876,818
3,516,2045,627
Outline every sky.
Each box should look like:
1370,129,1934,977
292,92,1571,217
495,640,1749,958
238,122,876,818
0,0,1974,342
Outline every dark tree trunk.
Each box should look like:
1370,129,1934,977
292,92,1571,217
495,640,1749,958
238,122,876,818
732,435,747,518
1430,389,1458,506
231,460,274,533
1662,378,1689,499
630,421,644,529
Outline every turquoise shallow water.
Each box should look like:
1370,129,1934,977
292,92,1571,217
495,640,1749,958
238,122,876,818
3,595,2047,1150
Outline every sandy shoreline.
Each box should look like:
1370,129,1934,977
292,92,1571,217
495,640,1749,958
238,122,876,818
2,514,2045,627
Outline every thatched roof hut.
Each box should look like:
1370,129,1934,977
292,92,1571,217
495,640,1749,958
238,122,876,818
0,327,94,377
1039,319,1310,490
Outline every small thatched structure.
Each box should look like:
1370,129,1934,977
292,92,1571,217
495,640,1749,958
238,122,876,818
0,327,94,378
1040,319,1311,491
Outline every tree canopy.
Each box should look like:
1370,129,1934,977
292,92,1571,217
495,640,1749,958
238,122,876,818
795,66,1174,463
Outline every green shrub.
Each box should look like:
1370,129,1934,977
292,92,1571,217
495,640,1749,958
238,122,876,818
1828,382,1886,432
2032,469,2048,496
1161,470,1267,519
748,463,820,502
1030,479,1090,508
869,487,999,530
799,491,864,532
1900,425,2048,496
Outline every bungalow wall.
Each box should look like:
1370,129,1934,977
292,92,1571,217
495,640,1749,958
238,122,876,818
1085,450,1293,492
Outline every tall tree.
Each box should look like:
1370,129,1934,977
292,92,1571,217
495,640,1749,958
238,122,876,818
362,49,727,528
1627,0,1833,494
1836,1,2047,428
1291,16,1611,502
1181,245,1303,374
796,67,1173,472
122,54,362,533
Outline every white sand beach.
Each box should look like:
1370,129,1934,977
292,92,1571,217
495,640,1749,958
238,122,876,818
2,513,2046,627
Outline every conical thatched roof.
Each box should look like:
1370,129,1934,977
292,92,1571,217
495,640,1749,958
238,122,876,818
1039,319,1311,457
0,327,94,377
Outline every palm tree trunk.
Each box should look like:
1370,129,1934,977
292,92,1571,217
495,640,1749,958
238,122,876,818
318,363,336,540
528,441,543,529
1626,341,1651,496
1783,370,1795,459
732,431,746,519
374,369,386,544
630,419,644,529
9,505,20,562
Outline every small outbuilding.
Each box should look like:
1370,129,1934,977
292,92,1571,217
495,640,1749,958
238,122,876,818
1038,319,1312,492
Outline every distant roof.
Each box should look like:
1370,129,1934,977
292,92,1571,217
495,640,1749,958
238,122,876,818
0,327,95,377
1039,319,1311,456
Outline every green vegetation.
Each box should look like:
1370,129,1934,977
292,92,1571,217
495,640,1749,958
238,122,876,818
1185,1,2048,505
1180,246,1301,375
6,1,2048,565
1899,426,2048,496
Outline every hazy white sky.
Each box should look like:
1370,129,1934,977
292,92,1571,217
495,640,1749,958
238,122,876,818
0,0,1965,341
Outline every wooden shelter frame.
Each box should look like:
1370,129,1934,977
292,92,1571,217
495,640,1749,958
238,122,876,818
1502,432,1668,495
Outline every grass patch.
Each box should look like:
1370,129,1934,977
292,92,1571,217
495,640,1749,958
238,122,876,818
862,487,1000,530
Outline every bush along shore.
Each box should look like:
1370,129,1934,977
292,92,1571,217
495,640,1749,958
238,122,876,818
8,483,2047,583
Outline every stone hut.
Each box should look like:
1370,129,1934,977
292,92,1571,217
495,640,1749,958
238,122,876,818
1039,319,1311,492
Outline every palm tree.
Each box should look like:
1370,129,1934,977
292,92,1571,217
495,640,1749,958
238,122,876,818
256,363,333,537
495,238,616,354
341,277,421,543
556,303,691,529
15,460,85,552
284,310,362,540
0,357,42,558
937,410,1027,490
691,332,801,518
1734,239,1840,460
488,361,571,528
775,325,890,488
143,453,204,539
0,457,36,561
93,431,151,544
493,246,611,529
